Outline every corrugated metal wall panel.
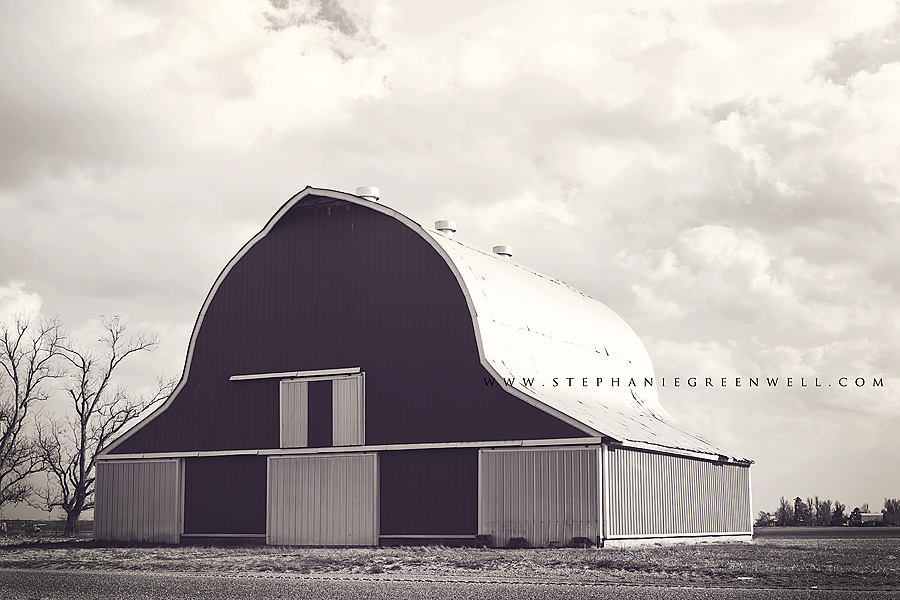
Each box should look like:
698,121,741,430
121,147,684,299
280,380,308,448
333,374,364,446
379,448,477,536
480,447,599,547
183,455,267,534
112,198,584,454
94,460,181,543
267,453,377,546
607,447,751,537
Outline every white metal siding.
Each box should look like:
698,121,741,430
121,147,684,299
94,459,181,543
267,453,377,545
333,374,364,446
480,447,599,547
607,448,751,537
280,380,308,448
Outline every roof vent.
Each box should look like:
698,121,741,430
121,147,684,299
355,186,380,202
435,220,457,236
492,245,513,258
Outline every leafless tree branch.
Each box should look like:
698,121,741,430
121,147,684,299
33,316,172,535
0,313,63,511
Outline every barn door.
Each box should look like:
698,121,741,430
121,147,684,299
280,373,365,449
267,453,378,546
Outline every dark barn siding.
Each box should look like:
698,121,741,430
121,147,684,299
113,196,584,454
183,455,267,535
307,380,333,448
380,449,477,536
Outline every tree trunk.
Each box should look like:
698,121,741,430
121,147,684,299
64,509,81,537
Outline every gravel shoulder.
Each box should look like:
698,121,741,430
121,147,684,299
3,568,900,600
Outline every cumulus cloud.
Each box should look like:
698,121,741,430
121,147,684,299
265,0,360,36
440,189,577,234
0,282,43,323
818,12,900,84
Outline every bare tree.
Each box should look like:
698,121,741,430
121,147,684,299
33,316,174,535
0,314,63,511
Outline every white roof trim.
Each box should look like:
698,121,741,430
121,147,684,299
608,440,749,464
96,437,751,463
99,437,604,460
230,367,361,381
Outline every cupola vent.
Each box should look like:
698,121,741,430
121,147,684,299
435,220,457,236
355,186,380,202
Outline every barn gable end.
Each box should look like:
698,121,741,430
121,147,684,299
108,193,585,455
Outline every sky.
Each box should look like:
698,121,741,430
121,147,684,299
1,0,898,520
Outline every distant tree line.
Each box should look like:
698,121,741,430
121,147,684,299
756,496,900,527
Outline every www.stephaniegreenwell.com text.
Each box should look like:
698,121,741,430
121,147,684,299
482,376,885,388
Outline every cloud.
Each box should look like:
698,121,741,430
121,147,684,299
818,12,900,84
0,282,43,323
440,189,577,235
266,0,360,36
0,2,185,189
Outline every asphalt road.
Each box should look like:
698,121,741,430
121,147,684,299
0,570,895,600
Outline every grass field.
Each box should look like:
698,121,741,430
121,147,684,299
0,527,897,591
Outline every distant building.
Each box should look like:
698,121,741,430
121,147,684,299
860,513,884,526
95,186,753,547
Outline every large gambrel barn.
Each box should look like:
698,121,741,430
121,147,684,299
95,186,752,547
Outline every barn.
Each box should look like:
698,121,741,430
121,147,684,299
95,186,753,547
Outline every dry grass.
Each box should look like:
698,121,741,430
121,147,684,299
0,528,897,591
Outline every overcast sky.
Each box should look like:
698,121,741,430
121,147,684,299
1,0,898,520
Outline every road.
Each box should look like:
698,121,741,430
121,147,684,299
0,569,895,600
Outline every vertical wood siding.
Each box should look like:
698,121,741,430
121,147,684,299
333,374,364,446
379,448,477,536
480,447,599,547
267,454,378,546
607,448,751,537
94,460,181,543
111,198,584,454
280,380,308,448
183,455,267,535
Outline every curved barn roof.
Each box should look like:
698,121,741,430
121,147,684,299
105,186,749,462
423,227,747,461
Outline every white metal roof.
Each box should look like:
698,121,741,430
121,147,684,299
423,227,751,462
